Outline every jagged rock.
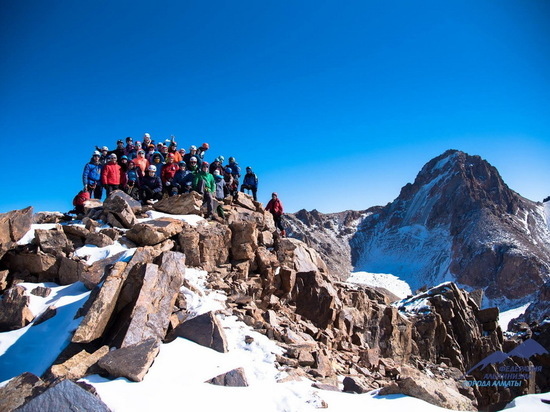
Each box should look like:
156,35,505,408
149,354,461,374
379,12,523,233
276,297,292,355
378,365,476,411
259,229,274,247
118,252,185,348
125,218,184,246
100,228,120,241
80,250,127,289
153,191,203,215
207,367,249,387
50,346,109,380
32,211,67,224
0,206,33,260
32,305,57,326
58,256,86,285
0,269,9,292
277,238,328,274
0,285,34,331
342,376,368,394
4,251,58,281
166,311,228,353
234,192,256,211
477,307,499,323
279,267,296,295
293,271,340,329
229,220,257,261
30,285,51,297
0,372,47,412
16,379,111,412
103,191,138,228
72,261,129,343
85,231,115,247
195,221,231,272
83,217,101,232
104,189,142,213
34,225,73,256
62,224,90,239
98,338,160,382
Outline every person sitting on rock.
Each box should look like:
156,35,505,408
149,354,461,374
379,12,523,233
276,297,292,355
101,154,121,198
193,161,216,218
82,151,103,199
265,192,285,237
71,183,94,215
241,166,259,201
123,179,140,201
172,161,194,195
140,165,163,204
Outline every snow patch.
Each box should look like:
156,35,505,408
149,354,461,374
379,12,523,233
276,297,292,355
346,271,412,299
16,224,58,245
139,210,205,226
498,303,530,331
74,242,136,265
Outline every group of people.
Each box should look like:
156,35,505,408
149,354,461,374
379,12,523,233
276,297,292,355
73,133,284,233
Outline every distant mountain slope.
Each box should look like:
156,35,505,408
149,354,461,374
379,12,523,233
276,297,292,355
286,150,550,309
351,150,550,306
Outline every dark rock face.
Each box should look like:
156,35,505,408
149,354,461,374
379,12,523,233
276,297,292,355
0,372,46,412
166,311,228,353
16,379,112,412
98,338,160,382
207,367,249,387
351,150,550,305
0,285,34,331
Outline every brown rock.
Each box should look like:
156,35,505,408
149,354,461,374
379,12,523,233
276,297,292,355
85,232,115,247
0,206,33,259
98,338,160,382
176,224,200,267
230,220,257,261
103,192,138,228
80,250,127,289
0,372,47,412
50,345,110,380
378,365,476,411
105,189,142,213
0,285,34,331
32,211,67,224
119,251,185,347
279,267,296,295
196,221,231,271
30,285,51,297
477,307,499,323
293,271,340,329
153,191,203,215
58,256,86,285
62,223,90,239
4,251,58,280
0,269,10,292
277,238,329,274
125,218,184,246
72,261,129,343
166,311,228,353
207,367,249,387
34,225,73,257
234,193,256,211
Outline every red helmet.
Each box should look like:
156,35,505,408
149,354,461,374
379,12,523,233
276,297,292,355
202,143,209,149
202,161,209,167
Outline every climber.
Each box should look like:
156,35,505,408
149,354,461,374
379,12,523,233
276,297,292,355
265,192,285,237
192,161,216,219
241,166,258,201
140,165,163,204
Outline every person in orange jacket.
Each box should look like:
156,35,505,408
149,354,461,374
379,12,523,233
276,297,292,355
265,192,285,237
101,154,121,198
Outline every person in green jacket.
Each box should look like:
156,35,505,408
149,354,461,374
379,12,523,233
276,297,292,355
193,161,216,218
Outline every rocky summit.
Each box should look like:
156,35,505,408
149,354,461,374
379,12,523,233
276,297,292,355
286,150,550,310
0,152,549,411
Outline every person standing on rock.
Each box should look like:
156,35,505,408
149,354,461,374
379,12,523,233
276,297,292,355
82,151,103,199
241,167,258,201
193,161,216,219
265,192,285,237
101,154,122,198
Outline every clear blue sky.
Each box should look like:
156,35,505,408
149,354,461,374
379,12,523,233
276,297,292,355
1,0,549,214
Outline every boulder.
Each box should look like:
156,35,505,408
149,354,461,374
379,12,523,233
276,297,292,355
207,367,249,387
81,251,128,289
72,261,129,343
0,372,47,412
0,206,33,259
32,211,67,224
98,338,160,382
4,251,58,280
234,193,256,211
378,365,476,411
49,346,110,380
0,269,10,292
85,232,115,247
196,221,231,271
277,238,328,274
153,191,203,215
58,256,86,285
0,285,34,331
34,225,73,256
229,220,257,261
125,218,184,246
103,192,138,228
166,311,228,353
177,224,200,267
30,285,51,297
119,252,185,347
16,379,111,412
104,189,142,213
293,271,340,329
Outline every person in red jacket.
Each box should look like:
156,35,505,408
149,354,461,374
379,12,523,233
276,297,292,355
71,183,94,215
161,153,179,194
101,154,122,198
265,192,285,237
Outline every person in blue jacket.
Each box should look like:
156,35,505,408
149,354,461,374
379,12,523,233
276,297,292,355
82,151,103,199
240,166,258,201
172,161,194,195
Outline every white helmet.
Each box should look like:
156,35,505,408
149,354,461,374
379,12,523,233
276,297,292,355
147,165,157,172
144,132,150,138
